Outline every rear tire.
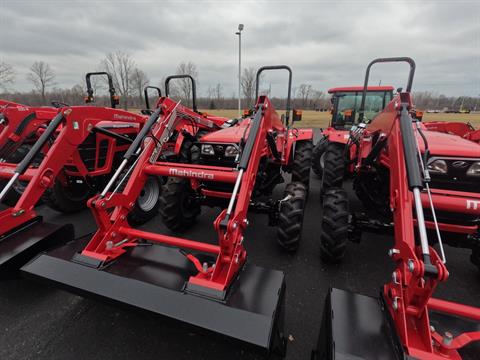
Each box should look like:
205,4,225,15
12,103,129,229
0,144,37,206
312,136,328,177
276,182,307,252
292,140,313,191
159,177,201,231
319,187,349,263
128,176,162,225
321,142,345,192
46,177,94,213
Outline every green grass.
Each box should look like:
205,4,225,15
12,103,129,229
200,109,480,129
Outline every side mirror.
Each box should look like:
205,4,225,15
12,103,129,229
112,96,120,107
243,109,253,117
292,109,302,122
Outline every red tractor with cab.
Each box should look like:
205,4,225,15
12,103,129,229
313,57,480,360
312,85,394,182
317,61,480,273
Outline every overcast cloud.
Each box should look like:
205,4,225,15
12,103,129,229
1,0,479,96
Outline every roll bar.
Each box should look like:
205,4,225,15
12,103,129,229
358,57,415,122
143,86,162,110
165,75,197,112
255,65,293,127
85,72,118,109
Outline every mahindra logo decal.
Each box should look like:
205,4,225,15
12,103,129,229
452,161,469,168
169,168,214,180
466,199,480,210
113,114,136,121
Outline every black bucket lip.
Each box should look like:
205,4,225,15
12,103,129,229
21,236,286,353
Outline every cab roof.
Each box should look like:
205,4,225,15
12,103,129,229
328,86,395,93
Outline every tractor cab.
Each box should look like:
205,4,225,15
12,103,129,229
328,86,394,129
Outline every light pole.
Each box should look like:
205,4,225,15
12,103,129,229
236,24,244,117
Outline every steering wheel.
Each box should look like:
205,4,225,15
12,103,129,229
51,101,69,108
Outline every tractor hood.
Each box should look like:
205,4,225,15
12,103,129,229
199,121,250,144
421,130,480,158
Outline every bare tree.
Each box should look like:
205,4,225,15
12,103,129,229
0,62,15,91
101,51,136,109
215,83,223,101
241,67,257,106
130,68,149,107
27,61,55,103
175,62,198,106
298,84,313,107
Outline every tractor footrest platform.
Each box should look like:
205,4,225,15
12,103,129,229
21,236,286,355
0,216,74,275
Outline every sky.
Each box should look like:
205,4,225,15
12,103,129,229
0,0,479,97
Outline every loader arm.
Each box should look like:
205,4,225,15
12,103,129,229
79,96,274,296
384,92,480,358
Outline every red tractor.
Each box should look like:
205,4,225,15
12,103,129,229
159,65,313,251
311,85,394,181
313,57,480,360
0,72,124,207
22,65,312,356
318,60,480,272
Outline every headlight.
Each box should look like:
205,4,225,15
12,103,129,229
427,159,447,174
224,145,239,157
467,162,480,176
201,144,214,155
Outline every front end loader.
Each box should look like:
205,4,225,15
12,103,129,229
313,57,480,359
20,68,303,356
318,59,480,272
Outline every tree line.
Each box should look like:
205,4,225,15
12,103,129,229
1,54,478,112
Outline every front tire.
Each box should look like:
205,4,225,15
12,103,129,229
128,176,162,225
276,182,307,252
319,187,349,263
159,177,201,231
292,140,313,191
321,142,345,191
312,136,328,177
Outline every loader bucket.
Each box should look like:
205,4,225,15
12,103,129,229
312,288,480,360
22,236,287,357
0,217,74,276
312,288,404,360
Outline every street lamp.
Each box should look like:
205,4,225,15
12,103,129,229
236,24,244,117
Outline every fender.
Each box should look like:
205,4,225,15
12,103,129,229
324,129,350,144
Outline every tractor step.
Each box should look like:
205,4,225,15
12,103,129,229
0,216,74,276
22,236,287,356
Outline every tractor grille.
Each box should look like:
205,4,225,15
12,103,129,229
197,142,238,168
78,134,109,172
429,157,480,193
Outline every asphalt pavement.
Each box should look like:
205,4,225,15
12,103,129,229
1,132,479,360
